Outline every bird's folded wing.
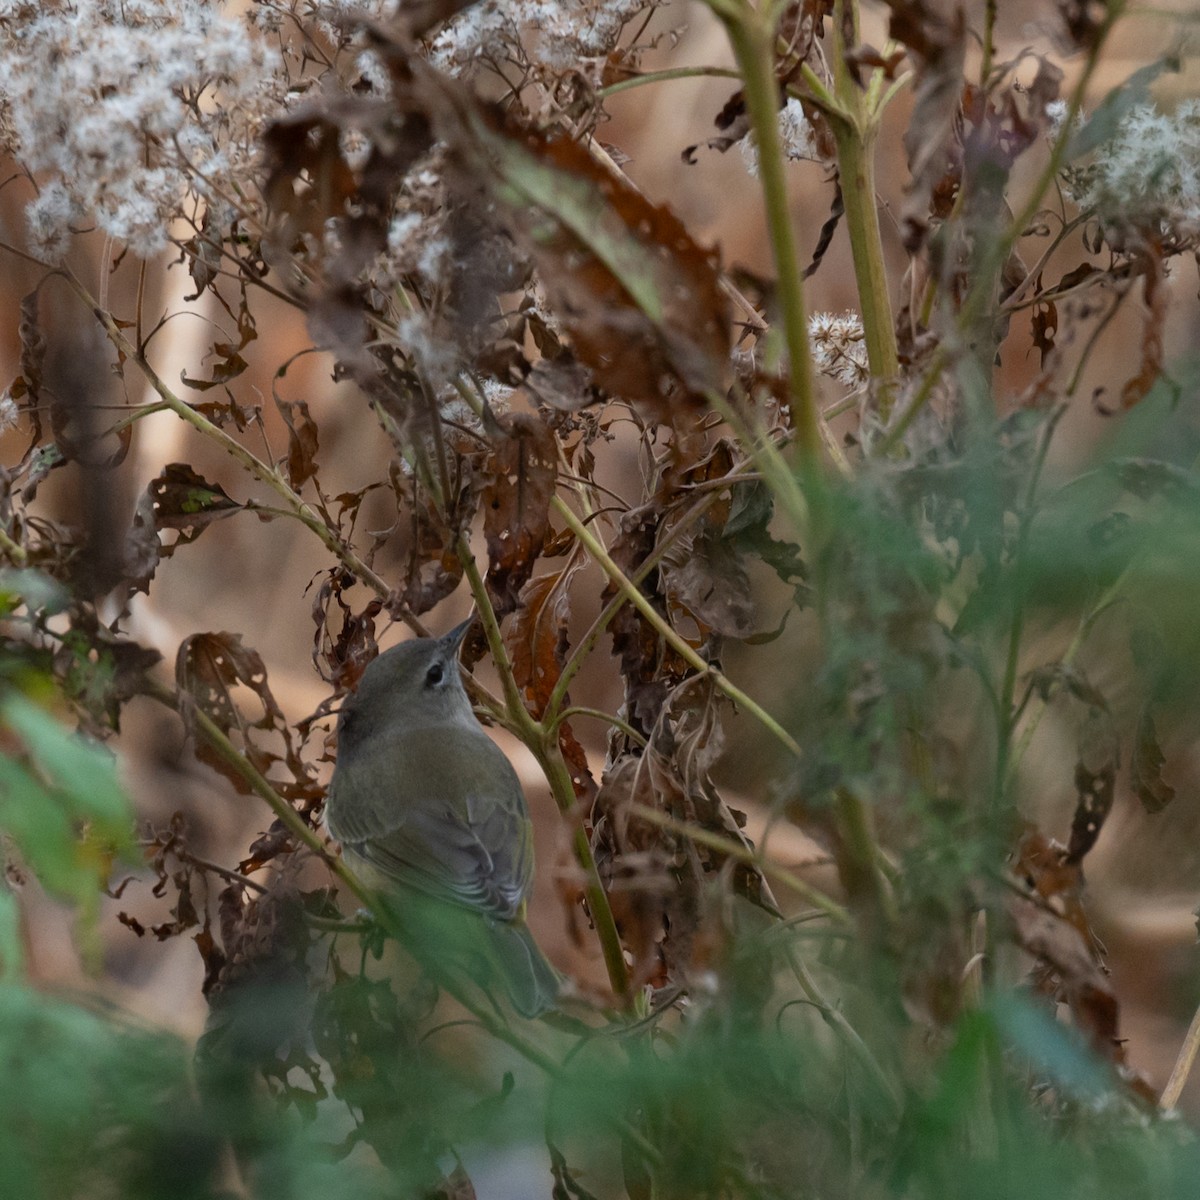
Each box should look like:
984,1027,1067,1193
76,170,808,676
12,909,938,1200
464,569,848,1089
352,805,527,920
326,727,533,921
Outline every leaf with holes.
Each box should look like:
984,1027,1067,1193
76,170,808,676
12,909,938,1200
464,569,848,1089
176,631,319,814
148,464,244,556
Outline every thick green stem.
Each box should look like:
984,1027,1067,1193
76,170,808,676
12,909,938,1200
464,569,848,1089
831,127,899,389
828,0,899,411
834,785,897,931
598,65,741,98
717,5,820,469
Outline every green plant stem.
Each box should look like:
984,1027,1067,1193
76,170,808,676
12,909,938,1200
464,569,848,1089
146,677,333,867
107,401,170,437
626,803,851,926
1160,998,1200,1110
552,495,802,759
0,526,28,565
827,0,899,408
456,537,539,731
715,2,820,469
555,706,647,748
546,456,767,721
705,385,816,522
783,944,901,1110
833,785,897,930
980,0,998,84
1003,569,1129,789
828,125,898,387
597,65,741,99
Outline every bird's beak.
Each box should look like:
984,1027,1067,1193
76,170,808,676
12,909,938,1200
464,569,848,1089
442,615,475,652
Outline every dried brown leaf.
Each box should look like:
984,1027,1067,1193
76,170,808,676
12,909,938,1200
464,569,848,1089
277,397,320,489
1012,827,1123,1060
482,412,557,617
311,567,383,691
148,464,244,554
505,569,571,719
1031,298,1058,366
887,0,967,252
402,57,731,422
593,675,779,988
177,631,319,813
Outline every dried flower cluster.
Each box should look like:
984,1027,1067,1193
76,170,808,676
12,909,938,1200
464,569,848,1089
808,310,869,389
0,0,276,259
431,0,650,75
1064,98,1200,232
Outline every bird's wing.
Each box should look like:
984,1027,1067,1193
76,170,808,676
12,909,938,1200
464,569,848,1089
326,725,534,921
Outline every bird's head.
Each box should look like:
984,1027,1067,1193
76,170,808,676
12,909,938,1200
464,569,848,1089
339,618,476,743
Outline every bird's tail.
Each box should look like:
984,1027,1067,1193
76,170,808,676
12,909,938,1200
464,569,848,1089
487,919,561,1018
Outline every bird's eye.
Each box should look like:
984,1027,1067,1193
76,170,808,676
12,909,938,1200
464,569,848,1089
424,662,444,687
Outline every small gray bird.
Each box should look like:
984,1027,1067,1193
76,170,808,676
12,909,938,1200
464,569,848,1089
324,619,559,1017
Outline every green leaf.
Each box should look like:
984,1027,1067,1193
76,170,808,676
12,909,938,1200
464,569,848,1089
2,693,132,837
0,757,80,899
0,568,69,618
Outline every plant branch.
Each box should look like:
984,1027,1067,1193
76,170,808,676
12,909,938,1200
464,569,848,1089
65,271,393,599
552,495,802,759
598,65,741,98
144,676,566,1072
627,803,850,926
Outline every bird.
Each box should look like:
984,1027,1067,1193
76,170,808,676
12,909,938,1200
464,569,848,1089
323,618,559,1017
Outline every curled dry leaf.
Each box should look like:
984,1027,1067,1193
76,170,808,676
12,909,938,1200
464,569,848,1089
180,299,256,392
886,0,967,252
402,494,469,618
1121,243,1165,411
1066,701,1119,864
14,289,47,415
310,566,383,691
398,52,731,423
276,397,320,489
504,568,572,720
1012,827,1123,1061
604,503,681,737
504,565,596,802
